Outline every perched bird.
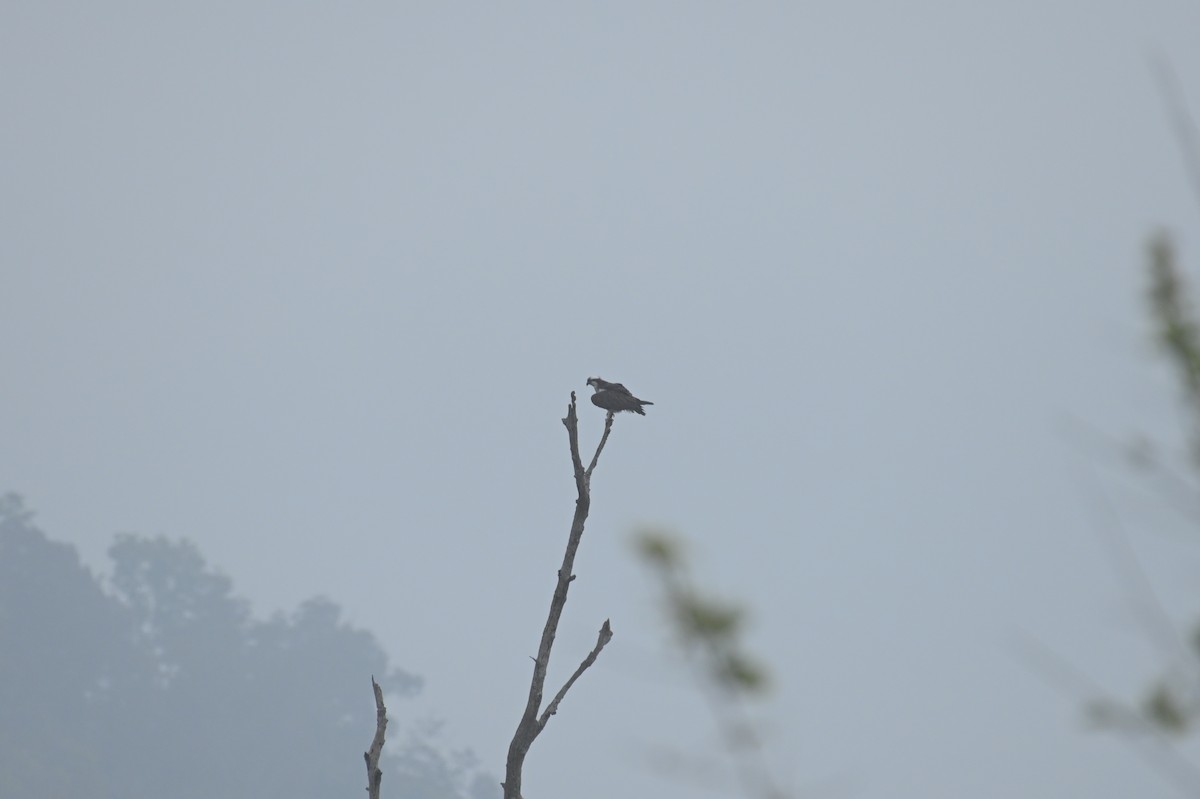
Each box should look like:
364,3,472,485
587,377,654,415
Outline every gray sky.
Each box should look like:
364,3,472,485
5,1,1200,796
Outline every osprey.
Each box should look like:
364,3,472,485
587,377,654,416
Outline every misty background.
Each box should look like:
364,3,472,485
5,2,1200,797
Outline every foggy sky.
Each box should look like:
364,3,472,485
5,2,1200,797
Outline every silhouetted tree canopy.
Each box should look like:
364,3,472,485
0,492,491,799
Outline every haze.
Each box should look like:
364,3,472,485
4,2,1200,797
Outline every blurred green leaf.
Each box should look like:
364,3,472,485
633,529,683,569
1147,232,1200,466
1144,682,1190,735
674,595,744,641
717,652,769,693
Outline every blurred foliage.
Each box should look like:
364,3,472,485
1144,681,1191,734
1140,234,1200,741
633,530,768,696
634,529,781,799
1149,232,1200,466
0,493,493,799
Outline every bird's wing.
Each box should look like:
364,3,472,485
591,390,640,412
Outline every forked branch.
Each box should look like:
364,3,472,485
539,619,614,727
503,392,615,799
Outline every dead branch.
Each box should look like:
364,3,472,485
586,412,614,479
503,392,615,799
539,620,614,727
364,676,387,799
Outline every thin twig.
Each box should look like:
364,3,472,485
1150,54,1200,209
1075,469,1190,661
1056,414,1200,526
586,412,615,479
364,676,387,799
1012,632,1200,798
538,619,614,727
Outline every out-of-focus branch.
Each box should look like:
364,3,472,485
503,392,615,799
635,531,783,799
364,676,387,799
1149,235,1200,409
1151,55,1200,208
1013,633,1200,798
1056,414,1200,526
1148,234,1200,472
1074,468,1190,661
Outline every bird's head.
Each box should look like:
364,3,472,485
586,377,603,392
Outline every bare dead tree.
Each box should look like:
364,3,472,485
502,392,617,799
364,676,387,799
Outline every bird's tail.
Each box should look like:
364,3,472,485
639,400,654,406
633,406,646,415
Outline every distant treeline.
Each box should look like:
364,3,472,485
0,492,492,799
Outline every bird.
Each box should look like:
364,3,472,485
587,377,654,415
